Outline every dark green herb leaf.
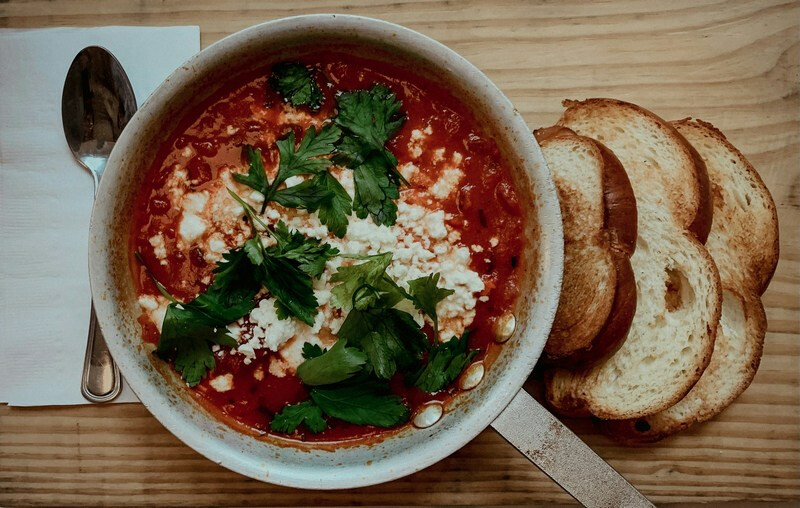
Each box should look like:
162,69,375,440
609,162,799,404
268,221,339,279
275,125,341,183
272,172,352,238
329,252,393,311
338,308,427,380
310,380,410,428
351,154,399,226
233,125,341,215
412,332,478,393
270,400,327,434
257,256,318,326
407,272,455,337
297,339,367,386
335,85,405,149
156,304,238,387
301,342,326,360
334,85,406,226
233,146,270,197
269,62,323,111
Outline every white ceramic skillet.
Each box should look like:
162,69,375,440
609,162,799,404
88,15,652,506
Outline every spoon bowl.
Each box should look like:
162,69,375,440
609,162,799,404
62,46,137,190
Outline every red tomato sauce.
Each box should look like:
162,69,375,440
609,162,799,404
130,51,527,442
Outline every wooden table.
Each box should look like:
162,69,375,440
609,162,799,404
1,1,798,505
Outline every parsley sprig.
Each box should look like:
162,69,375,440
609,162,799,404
333,85,408,226
272,376,409,433
410,332,478,393
269,62,323,112
230,190,338,325
137,250,259,387
234,125,352,237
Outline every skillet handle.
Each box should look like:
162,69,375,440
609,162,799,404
490,390,654,508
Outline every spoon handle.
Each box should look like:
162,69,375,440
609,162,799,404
491,390,654,508
80,304,122,403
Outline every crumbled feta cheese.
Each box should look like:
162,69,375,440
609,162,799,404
432,147,445,163
178,212,207,243
423,211,448,240
227,125,239,135
431,167,464,199
269,357,290,377
489,237,499,247
151,302,168,333
408,128,427,158
209,373,234,392
399,162,418,181
249,190,265,204
183,192,209,213
471,244,484,253
138,295,159,311
284,175,305,188
201,233,225,261
279,106,321,126
149,234,167,260
337,169,355,198
247,298,300,352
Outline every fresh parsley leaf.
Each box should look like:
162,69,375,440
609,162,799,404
310,379,410,428
232,146,270,200
190,248,261,323
360,331,396,380
271,175,332,210
234,125,341,214
243,236,265,265
268,220,339,279
351,154,399,226
269,62,323,112
315,172,353,238
273,172,352,238
257,255,318,326
338,308,427,380
297,339,367,386
275,124,341,183
335,85,405,149
407,272,455,338
146,243,259,387
224,193,336,326
334,85,407,226
329,252,393,311
173,334,217,387
301,342,326,360
156,304,238,387
412,332,478,393
270,400,327,434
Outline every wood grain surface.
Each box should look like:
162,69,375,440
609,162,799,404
1,0,798,505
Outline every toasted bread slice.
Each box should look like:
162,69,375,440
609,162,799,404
602,119,779,443
534,127,637,367
545,99,722,420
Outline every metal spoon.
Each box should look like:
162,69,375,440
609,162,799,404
62,46,137,403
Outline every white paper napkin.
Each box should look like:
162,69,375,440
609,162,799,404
0,26,200,406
